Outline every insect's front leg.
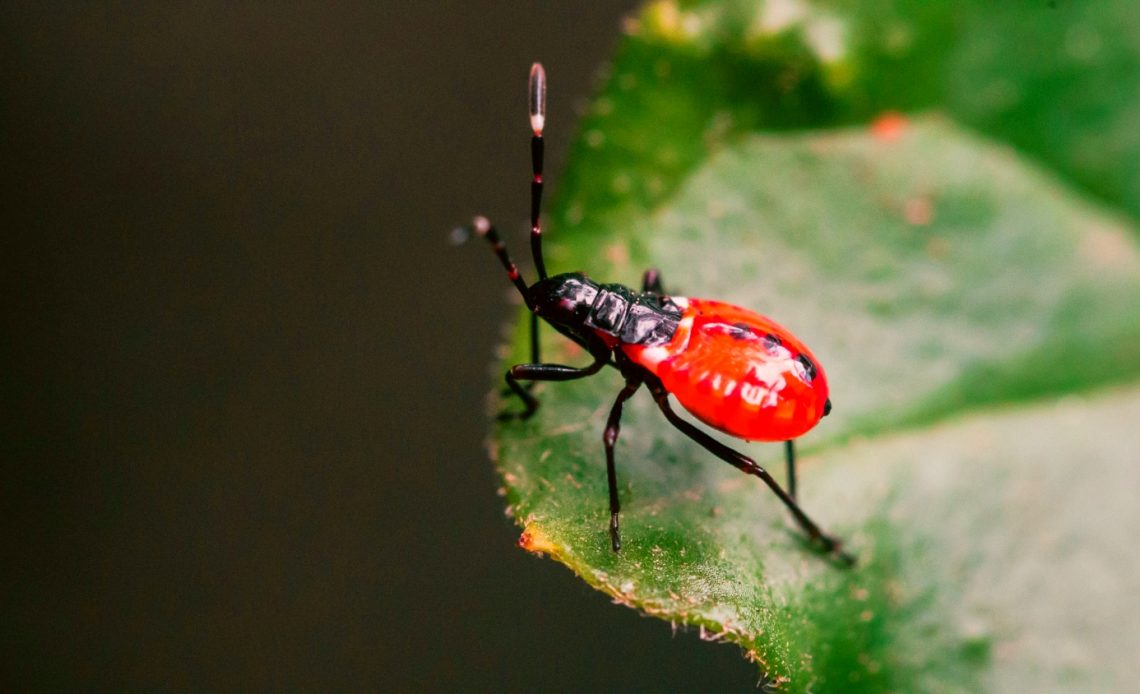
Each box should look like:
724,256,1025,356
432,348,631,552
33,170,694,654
497,315,539,397
602,374,642,551
529,313,540,363
500,349,609,420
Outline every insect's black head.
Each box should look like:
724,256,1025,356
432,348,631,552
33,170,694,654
528,272,598,331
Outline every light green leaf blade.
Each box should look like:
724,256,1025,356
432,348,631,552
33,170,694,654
492,119,1140,690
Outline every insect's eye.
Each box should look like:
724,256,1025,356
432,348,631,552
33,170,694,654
795,354,817,382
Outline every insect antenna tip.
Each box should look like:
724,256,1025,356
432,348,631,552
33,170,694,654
528,63,546,136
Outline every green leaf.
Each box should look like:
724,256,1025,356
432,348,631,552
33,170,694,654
484,1,1140,688
492,117,1140,690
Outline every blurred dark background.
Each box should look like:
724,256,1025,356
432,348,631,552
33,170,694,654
1,3,760,689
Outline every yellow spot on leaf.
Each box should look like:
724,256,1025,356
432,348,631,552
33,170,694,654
518,523,560,557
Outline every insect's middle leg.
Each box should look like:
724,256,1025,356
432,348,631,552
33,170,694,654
648,381,854,566
641,268,664,294
602,375,642,552
785,440,797,500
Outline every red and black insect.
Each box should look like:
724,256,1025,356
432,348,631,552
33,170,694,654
459,63,852,565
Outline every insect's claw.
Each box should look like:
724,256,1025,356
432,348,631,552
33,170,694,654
609,514,622,552
813,534,856,567
496,403,539,422
499,381,535,397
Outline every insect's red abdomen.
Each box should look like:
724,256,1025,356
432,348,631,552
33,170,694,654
622,298,829,442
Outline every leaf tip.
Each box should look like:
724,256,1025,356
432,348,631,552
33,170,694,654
518,523,560,557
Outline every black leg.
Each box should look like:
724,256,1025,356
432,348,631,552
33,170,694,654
529,312,540,363
501,354,608,420
784,440,797,500
603,376,642,551
648,382,854,566
498,316,540,397
641,268,664,293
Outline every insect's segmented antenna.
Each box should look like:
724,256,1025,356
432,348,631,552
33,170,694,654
470,216,529,299
528,62,548,281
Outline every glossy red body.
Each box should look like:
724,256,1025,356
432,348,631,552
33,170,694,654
621,297,829,442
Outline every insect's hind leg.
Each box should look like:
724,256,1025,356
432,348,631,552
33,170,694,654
641,268,665,294
648,381,854,566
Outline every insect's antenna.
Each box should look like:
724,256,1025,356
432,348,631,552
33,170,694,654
528,62,548,281
465,216,529,300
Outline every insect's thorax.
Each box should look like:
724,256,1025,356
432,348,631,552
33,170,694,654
528,273,683,349
585,283,682,347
